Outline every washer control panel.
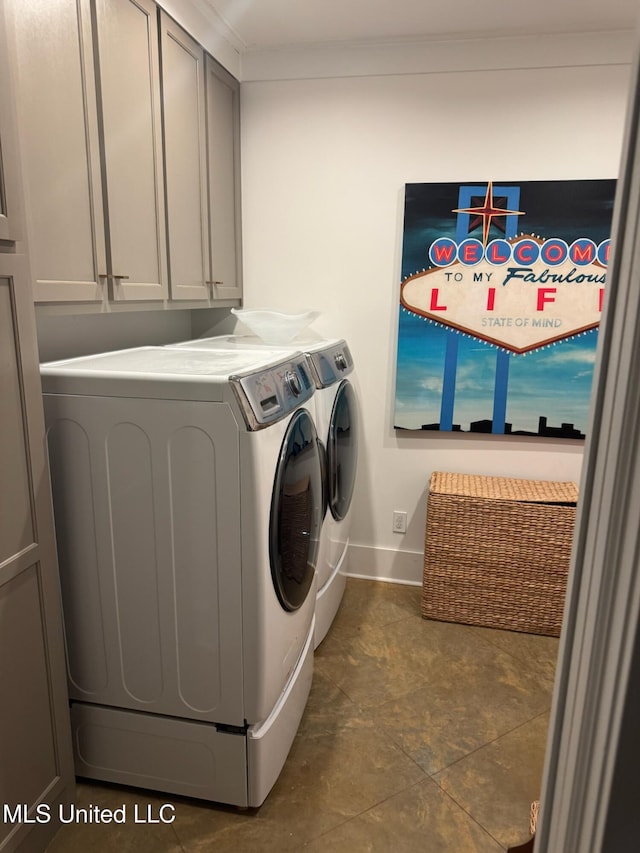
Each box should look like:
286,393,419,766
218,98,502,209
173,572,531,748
231,356,313,429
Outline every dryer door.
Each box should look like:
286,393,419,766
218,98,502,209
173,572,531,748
327,380,359,521
270,409,323,611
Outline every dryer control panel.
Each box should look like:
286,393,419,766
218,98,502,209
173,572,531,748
306,341,354,389
231,356,314,430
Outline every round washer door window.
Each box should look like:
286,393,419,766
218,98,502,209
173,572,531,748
270,409,323,611
327,380,358,522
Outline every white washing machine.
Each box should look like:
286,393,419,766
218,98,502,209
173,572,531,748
168,335,360,647
41,345,324,807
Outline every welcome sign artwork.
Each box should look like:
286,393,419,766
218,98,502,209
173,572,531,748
394,179,616,438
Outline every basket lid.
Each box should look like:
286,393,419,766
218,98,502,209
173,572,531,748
429,471,578,504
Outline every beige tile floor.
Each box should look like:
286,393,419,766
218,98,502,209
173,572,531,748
46,578,558,852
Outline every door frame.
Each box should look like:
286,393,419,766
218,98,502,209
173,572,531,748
536,38,640,852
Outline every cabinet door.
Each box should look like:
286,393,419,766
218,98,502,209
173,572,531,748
0,253,75,853
95,0,168,301
0,3,22,243
205,56,243,301
160,11,209,301
8,0,106,302
0,14,75,849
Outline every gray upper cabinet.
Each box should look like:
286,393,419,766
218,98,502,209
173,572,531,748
9,0,241,309
11,0,168,303
160,11,209,301
206,56,243,301
95,0,169,301
161,19,243,303
11,0,107,302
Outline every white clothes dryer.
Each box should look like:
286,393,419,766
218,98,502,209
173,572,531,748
41,346,324,807
304,340,359,646
167,335,360,648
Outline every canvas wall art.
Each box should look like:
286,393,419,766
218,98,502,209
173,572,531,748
394,179,616,438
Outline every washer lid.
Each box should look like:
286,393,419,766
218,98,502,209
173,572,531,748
269,408,323,611
40,346,310,405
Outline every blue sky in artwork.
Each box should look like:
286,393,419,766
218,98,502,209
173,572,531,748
394,308,599,431
505,332,598,432
395,309,598,431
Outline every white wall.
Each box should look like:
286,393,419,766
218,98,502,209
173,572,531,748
239,41,633,582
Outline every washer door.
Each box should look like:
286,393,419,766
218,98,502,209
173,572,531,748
327,380,359,522
270,409,323,611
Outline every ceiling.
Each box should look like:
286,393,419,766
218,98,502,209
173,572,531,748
203,0,639,52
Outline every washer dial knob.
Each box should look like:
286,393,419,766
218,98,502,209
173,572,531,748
285,370,302,397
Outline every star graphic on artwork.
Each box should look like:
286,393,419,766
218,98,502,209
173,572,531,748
453,181,524,245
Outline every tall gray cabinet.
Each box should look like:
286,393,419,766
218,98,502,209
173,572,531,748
0,5,75,853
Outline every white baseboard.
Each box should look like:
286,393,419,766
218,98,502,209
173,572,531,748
346,544,423,586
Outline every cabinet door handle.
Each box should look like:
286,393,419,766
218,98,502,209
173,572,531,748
112,274,130,281
99,274,130,281
206,280,224,285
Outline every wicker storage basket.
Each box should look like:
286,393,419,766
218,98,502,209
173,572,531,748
422,472,578,636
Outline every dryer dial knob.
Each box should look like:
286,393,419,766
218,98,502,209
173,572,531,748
285,370,302,397
335,352,348,371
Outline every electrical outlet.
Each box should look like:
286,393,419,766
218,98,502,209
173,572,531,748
392,510,407,533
